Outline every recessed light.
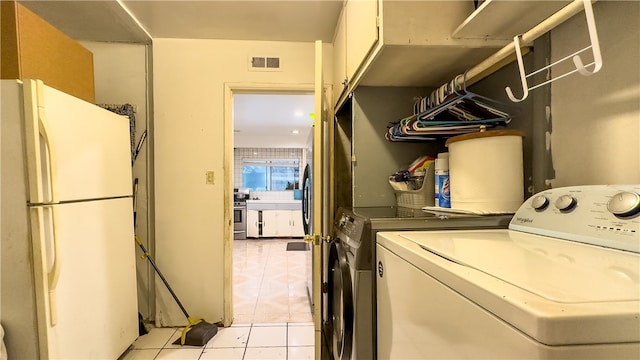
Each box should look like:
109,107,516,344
292,130,299,134
294,110,304,117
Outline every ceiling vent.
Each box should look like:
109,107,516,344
249,56,281,71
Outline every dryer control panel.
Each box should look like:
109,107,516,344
510,185,640,253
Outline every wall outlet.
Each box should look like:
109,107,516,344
206,171,215,184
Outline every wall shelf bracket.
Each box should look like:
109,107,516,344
505,0,602,102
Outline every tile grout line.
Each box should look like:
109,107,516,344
241,324,253,360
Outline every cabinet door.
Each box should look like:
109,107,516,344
262,210,293,237
289,210,305,237
345,0,378,82
247,210,259,238
278,210,294,237
333,5,347,105
261,210,278,237
263,210,304,237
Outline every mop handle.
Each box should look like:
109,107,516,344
135,236,190,319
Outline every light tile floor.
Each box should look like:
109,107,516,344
233,238,312,324
121,323,314,360
120,238,314,360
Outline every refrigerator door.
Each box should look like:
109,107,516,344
22,79,132,203
30,197,138,359
1,79,41,360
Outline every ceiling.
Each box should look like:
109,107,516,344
233,93,315,149
18,0,343,43
19,0,342,148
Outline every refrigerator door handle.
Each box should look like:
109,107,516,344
29,81,60,325
24,80,61,326
38,106,58,204
23,79,59,205
30,205,60,327
44,205,60,326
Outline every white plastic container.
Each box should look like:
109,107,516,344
445,130,524,213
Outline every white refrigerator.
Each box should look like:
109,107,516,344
1,79,138,359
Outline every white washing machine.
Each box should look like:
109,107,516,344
376,185,640,359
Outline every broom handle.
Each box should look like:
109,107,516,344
133,178,139,227
135,237,191,319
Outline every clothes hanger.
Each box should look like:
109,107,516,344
416,71,510,124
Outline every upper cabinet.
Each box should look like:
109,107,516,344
333,0,379,104
333,5,348,102
334,0,575,110
345,0,379,88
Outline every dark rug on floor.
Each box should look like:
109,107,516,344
287,242,309,251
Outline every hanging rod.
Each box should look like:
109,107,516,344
463,0,598,87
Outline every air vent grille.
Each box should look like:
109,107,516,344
249,56,281,71
251,57,266,68
266,57,279,68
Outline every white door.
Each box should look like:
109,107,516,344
309,40,332,360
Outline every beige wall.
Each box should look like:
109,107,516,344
81,41,153,319
549,1,640,186
152,39,331,325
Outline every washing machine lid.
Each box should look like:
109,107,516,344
378,229,640,345
405,230,640,303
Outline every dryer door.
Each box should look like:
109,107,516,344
326,240,354,360
302,163,311,235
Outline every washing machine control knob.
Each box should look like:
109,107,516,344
607,191,640,217
531,195,549,210
555,195,577,211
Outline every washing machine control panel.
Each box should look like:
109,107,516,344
337,213,357,235
510,185,640,253
335,211,365,249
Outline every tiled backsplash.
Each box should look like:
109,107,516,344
250,190,295,201
234,148,304,200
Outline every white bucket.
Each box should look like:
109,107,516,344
445,130,524,213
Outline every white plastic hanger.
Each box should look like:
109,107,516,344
506,0,602,102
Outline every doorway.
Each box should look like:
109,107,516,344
224,84,315,326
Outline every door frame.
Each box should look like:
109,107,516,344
223,82,316,326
